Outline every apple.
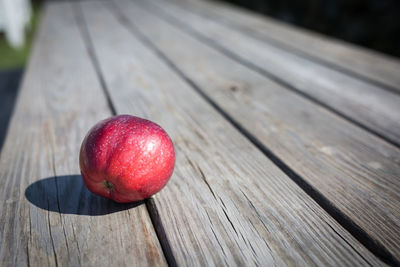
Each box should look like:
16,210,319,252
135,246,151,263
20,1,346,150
79,115,175,203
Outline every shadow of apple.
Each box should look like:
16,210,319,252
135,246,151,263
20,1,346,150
25,175,144,215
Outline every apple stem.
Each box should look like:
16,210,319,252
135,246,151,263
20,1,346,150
103,180,114,190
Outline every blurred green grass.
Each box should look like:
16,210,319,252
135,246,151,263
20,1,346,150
0,2,41,71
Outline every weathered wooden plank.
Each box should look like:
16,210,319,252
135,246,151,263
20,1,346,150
0,2,166,266
120,0,400,262
80,1,385,265
169,0,400,92
147,0,400,147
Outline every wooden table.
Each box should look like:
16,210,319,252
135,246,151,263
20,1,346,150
1,0,400,266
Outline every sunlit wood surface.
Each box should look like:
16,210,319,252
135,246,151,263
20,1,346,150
1,0,399,266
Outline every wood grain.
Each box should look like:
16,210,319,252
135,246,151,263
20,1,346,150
80,1,384,265
120,0,400,262
147,0,400,147
169,0,400,92
0,2,166,266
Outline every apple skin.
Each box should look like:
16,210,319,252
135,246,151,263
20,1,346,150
79,115,175,203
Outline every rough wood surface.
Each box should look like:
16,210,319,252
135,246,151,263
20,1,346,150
170,0,400,92
79,1,384,266
148,0,400,147
121,0,400,262
0,2,166,266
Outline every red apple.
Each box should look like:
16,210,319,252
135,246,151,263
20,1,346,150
79,115,175,203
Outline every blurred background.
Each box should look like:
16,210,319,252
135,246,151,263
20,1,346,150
221,0,400,58
0,0,399,151
0,0,40,151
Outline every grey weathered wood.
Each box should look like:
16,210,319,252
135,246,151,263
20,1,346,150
170,0,400,92
80,1,384,266
0,2,166,266
148,0,400,147
120,0,400,262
